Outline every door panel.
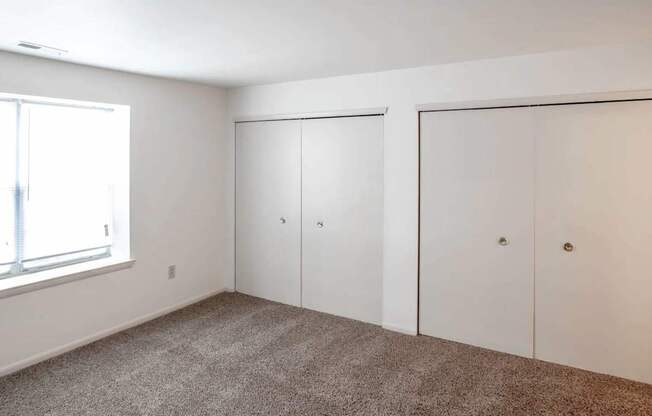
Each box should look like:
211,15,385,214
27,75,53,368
235,120,301,306
301,116,383,325
535,101,652,384
419,108,535,357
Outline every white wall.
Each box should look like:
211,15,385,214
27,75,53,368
226,40,652,335
0,51,229,372
3,39,652,372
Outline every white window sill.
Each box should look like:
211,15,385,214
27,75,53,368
0,257,135,299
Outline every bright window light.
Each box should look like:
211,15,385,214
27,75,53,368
0,102,17,275
0,95,130,278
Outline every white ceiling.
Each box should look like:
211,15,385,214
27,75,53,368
1,0,652,87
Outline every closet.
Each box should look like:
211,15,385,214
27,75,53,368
534,101,652,384
419,99,652,384
419,107,535,358
235,115,383,325
235,120,302,307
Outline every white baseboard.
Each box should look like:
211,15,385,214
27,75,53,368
0,288,226,377
382,322,417,336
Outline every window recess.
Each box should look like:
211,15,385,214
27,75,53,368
0,96,127,279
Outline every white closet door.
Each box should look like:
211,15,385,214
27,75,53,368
235,120,301,306
301,116,383,325
535,101,652,384
419,108,535,357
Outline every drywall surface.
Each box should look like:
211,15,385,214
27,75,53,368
226,41,652,334
0,51,228,372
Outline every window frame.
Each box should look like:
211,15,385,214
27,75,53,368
0,93,131,284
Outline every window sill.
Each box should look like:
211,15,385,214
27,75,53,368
0,257,135,299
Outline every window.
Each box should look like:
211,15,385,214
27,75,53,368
0,95,130,279
0,102,16,275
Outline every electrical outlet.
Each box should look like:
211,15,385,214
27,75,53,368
168,265,176,279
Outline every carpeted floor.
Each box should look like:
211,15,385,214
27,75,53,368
1,293,651,415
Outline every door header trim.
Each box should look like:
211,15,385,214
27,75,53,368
416,90,652,113
233,107,387,123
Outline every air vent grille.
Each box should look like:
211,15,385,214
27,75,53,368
16,41,67,55
17,42,41,50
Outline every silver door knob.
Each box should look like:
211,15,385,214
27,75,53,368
316,221,324,228
498,237,509,246
280,217,286,224
563,242,574,252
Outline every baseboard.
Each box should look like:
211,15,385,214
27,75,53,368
0,288,226,377
382,322,418,336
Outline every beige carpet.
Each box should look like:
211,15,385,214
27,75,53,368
1,292,650,415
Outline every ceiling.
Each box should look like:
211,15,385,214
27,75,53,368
1,0,652,87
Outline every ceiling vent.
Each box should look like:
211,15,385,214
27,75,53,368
17,41,67,56
17,42,41,50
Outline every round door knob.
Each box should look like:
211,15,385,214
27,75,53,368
316,221,324,228
280,217,287,224
563,242,574,252
498,237,509,246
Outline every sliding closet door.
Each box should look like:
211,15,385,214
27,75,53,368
535,101,652,384
419,108,535,357
301,116,383,325
235,120,301,306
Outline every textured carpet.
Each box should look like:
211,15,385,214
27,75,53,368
1,293,651,416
